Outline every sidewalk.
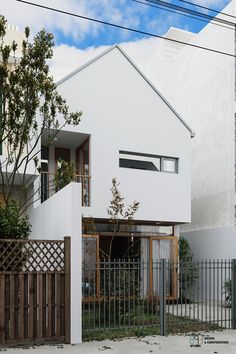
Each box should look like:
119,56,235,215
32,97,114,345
2,330,236,354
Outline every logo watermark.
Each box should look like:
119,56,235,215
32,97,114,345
188,333,229,347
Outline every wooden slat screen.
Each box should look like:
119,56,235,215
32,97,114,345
0,238,70,345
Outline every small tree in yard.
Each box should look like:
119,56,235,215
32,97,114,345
0,16,82,237
106,177,140,259
97,178,140,322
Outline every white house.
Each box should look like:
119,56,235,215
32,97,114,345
27,45,193,342
30,45,193,256
144,1,236,259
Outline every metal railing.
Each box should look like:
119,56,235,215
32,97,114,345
82,259,235,340
40,171,90,206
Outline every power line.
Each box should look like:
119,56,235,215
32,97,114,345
16,0,236,58
176,0,236,21
131,0,233,31
144,0,235,26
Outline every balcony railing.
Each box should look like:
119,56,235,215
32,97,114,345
41,171,90,206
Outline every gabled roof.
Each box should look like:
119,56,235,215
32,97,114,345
57,45,194,138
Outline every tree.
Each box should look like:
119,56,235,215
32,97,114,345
0,200,30,239
106,177,140,259
0,16,82,214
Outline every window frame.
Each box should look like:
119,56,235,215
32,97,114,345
161,157,178,174
119,150,179,174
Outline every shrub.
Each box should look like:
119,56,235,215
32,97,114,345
223,279,232,306
0,200,31,239
54,158,76,191
179,236,198,300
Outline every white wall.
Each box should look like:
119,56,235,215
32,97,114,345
146,1,236,231
183,226,236,260
29,182,82,344
57,47,192,224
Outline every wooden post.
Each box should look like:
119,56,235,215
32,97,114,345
9,274,15,340
28,274,34,340
37,274,43,339
0,274,5,343
64,236,71,344
18,274,25,340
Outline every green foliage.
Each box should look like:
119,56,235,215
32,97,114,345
54,158,76,191
223,279,232,306
179,236,198,300
0,15,82,210
0,200,31,239
179,236,194,260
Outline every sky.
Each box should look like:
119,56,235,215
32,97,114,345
0,0,232,80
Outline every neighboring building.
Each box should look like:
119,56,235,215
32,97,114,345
0,25,31,207
3,24,25,56
145,1,236,259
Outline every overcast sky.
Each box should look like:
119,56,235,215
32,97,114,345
0,0,231,80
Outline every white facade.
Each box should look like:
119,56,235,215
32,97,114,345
145,1,236,258
53,45,193,224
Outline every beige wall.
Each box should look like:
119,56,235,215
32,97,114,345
4,24,25,56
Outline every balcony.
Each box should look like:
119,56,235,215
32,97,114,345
40,171,90,207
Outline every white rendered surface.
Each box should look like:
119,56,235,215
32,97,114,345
146,2,235,231
184,225,236,260
29,182,82,344
56,46,192,224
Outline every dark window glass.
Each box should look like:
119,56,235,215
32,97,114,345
119,158,158,171
41,146,49,160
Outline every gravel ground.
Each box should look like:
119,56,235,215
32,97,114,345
1,330,236,354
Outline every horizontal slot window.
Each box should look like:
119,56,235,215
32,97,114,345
119,158,158,171
119,151,178,174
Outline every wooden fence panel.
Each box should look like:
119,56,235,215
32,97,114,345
47,273,52,338
18,274,24,341
56,273,62,338
37,274,43,339
64,237,71,344
0,237,71,346
42,274,46,338
29,273,34,340
9,274,15,340
23,274,28,339
5,275,10,340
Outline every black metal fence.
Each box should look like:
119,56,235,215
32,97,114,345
82,259,235,340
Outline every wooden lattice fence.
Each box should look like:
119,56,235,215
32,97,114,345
0,237,71,345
